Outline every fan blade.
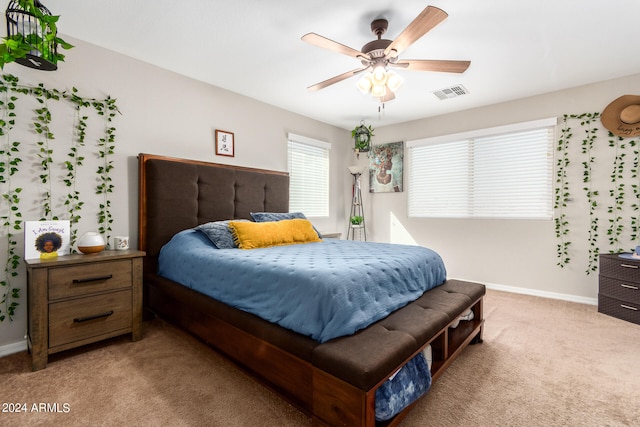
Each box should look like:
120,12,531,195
302,33,369,60
307,67,369,92
391,59,470,73
384,6,448,58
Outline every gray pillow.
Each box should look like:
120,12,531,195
250,212,322,238
196,219,248,249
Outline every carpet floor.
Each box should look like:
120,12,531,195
1,289,639,426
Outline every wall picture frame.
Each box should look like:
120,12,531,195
369,141,404,193
215,129,235,157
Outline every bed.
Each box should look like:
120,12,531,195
137,153,485,426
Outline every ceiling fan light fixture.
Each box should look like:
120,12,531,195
356,73,373,94
371,65,387,86
386,70,403,92
302,5,470,106
370,83,386,98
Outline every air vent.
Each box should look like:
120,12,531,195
433,85,469,100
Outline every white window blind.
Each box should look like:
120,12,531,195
287,133,330,217
408,118,556,219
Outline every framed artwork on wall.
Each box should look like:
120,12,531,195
215,129,235,157
369,141,404,193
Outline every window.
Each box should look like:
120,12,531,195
407,118,556,219
287,133,330,217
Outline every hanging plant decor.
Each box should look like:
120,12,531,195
578,112,600,273
0,75,22,321
607,134,626,252
94,96,120,245
32,83,61,220
554,112,640,274
0,74,119,322
554,116,572,268
630,139,640,241
1,0,74,70
65,87,90,246
351,121,374,159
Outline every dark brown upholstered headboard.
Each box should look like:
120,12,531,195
138,153,289,257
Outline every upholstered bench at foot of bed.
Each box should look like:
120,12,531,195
313,279,485,391
310,279,485,426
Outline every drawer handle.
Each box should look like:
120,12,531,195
620,283,639,290
620,304,638,311
72,274,113,284
620,263,639,269
73,310,114,323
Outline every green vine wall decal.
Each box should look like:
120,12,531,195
630,140,640,241
555,116,572,267
33,83,61,220
0,75,21,321
94,96,120,244
607,134,626,252
578,112,600,273
65,88,90,245
555,113,640,274
0,74,119,322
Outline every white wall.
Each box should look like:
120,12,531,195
356,72,640,303
0,37,350,350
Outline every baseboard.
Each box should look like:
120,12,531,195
0,339,27,357
450,278,598,306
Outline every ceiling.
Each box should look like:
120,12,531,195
18,0,640,130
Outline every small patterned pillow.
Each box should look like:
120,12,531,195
195,219,248,249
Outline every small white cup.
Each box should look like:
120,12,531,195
114,236,129,250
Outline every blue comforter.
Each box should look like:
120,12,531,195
158,229,446,342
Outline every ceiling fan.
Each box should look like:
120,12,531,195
301,5,470,101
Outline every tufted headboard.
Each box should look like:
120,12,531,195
137,153,289,258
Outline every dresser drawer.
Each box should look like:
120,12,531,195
599,276,640,304
599,255,640,282
598,294,640,325
49,290,132,348
48,260,132,299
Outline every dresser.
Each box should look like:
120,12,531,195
598,254,640,325
25,250,145,371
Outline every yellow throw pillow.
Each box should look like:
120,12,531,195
228,218,322,249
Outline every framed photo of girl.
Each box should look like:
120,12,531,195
215,129,235,157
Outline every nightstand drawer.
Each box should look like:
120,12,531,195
599,255,640,282
599,276,640,304
49,260,132,299
49,290,132,348
598,294,640,325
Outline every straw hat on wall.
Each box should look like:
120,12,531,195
601,95,640,137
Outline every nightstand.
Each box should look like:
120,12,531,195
598,254,640,325
25,250,145,371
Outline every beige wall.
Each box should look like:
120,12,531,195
358,73,640,303
0,37,350,348
2,34,639,351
